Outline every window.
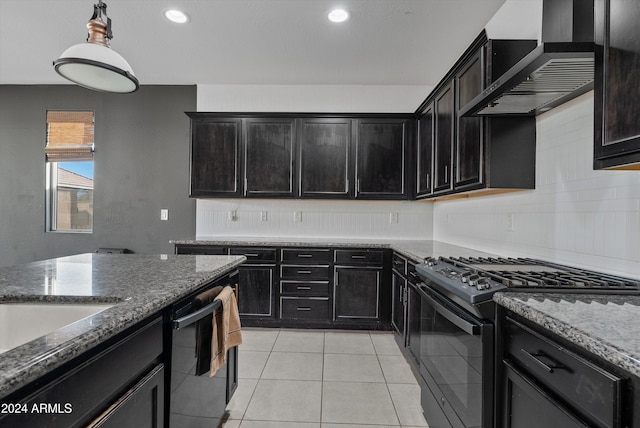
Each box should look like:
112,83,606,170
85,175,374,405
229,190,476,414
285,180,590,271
45,111,94,232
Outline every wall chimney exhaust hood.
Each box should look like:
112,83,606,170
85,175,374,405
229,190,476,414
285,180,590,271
460,0,594,117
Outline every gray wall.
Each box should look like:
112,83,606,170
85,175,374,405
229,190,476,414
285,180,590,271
0,85,197,267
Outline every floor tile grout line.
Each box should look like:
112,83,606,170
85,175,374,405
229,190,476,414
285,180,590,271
239,329,281,426
372,332,404,427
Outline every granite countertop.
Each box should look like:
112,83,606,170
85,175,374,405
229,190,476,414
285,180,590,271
0,253,245,399
173,238,495,263
494,292,640,378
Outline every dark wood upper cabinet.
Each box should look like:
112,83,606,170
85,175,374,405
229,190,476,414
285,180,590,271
594,0,640,169
187,113,411,200
417,104,434,197
415,32,537,200
355,119,410,199
244,118,296,197
455,49,484,190
433,83,454,194
299,118,351,197
189,118,242,197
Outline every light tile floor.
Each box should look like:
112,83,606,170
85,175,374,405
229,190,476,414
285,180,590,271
223,328,428,428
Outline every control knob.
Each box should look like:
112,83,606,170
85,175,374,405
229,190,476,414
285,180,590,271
425,257,438,267
467,274,481,286
460,271,474,283
476,278,491,290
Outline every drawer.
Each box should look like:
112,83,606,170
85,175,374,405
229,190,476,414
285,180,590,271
335,249,384,265
280,297,330,320
230,247,277,263
281,248,331,264
280,280,330,296
280,265,331,280
392,253,407,275
504,317,622,428
176,245,227,255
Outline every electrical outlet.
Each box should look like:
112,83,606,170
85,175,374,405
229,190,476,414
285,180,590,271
228,210,238,221
260,211,268,222
389,212,399,224
160,209,169,221
293,211,302,222
507,213,514,232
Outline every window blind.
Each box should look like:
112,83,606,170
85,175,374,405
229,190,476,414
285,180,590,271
45,111,94,162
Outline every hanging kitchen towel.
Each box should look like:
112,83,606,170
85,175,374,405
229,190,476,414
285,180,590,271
193,285,224,376
210,285,242,377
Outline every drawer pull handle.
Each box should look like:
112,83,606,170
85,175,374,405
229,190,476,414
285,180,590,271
296,307,312,311
297,286,312,290
297,254,313,258
297,270,312,274
520,349,565,373
351,255,367,259
244,253,259,257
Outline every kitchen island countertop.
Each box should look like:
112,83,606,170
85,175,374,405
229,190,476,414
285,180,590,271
494,292,640,378
0,253,245,399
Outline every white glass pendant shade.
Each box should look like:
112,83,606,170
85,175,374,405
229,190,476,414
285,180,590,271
54,43,139,93
53,1,139,93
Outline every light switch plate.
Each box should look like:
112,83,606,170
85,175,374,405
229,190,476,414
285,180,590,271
260,211,268,222
160,209,169,221
293,211,302,222
389,212,399,224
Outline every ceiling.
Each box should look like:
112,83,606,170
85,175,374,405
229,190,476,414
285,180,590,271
0,0,509,87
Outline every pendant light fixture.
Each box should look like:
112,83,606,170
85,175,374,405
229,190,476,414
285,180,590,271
53,0,139,93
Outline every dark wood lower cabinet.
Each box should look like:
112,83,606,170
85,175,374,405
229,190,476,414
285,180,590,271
89,364,165,428
0,317,164,428
237,265,275,319
391,270,406,335
501,361,587,428
406,280,421,366
497,310,629,428
175,244,391,329
334,266,381,320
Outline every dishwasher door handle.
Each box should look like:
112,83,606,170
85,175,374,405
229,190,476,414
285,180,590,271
173,299,222,330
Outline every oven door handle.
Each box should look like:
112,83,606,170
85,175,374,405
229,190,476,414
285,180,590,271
173,299,222,330
421,289,480,335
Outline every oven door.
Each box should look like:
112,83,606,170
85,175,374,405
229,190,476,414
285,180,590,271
418,284,493,428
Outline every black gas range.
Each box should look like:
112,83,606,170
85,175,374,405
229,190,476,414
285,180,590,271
415,256,640,319
413,256,640,428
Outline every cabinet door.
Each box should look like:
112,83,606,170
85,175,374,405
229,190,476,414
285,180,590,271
300,118,351,197
90,365,164,428
334,266,381,320
594,0,640,169
417,104,434,197
355,119,408,199
244,118,296,196
391,270,406,337
434,83,454,193
455,49,484,189
501,362,588,428
406,281,421,365
237,265,275,318
190,119,242,197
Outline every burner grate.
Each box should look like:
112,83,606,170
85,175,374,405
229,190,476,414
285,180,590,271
441,256,640,291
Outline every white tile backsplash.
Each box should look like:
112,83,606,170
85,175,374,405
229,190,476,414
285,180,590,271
196,199,433,241
434,92,640,278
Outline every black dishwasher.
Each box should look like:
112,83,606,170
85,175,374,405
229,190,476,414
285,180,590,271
168,271,239,428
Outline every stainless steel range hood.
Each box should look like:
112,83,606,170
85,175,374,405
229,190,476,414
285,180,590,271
460,0,595,117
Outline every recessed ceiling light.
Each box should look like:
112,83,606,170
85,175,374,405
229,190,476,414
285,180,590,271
327,8,350,23
164,9,189,24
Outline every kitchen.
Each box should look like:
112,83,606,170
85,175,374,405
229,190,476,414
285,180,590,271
1,0,639,427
